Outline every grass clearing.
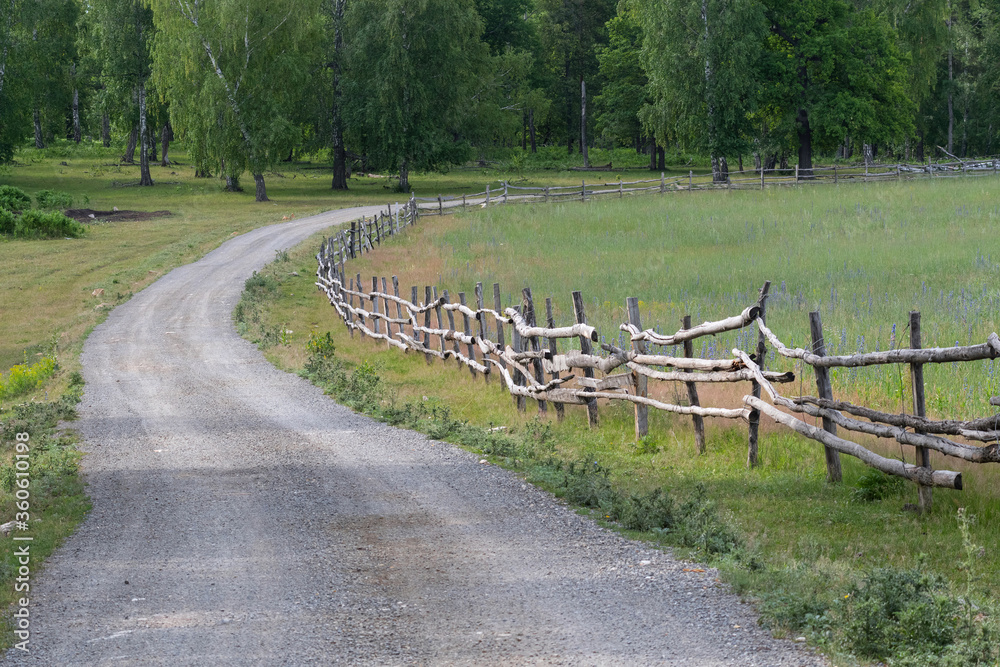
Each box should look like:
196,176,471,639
256,175,1000,665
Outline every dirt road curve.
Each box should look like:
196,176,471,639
4,207,826,666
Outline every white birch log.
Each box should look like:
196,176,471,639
625,304,761,346
505,307,598,341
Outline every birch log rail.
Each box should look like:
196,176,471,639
315,199,1000,513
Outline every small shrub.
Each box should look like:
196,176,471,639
853,468,907,502
0,356,58,401
0,207,15,235
14,209,86,239
306,331,337,359
0,185,31,212
33,189,74,210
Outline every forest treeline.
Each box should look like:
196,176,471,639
0,0,998,199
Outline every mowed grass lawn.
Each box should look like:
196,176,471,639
0,143,645,379
268,174,1000,602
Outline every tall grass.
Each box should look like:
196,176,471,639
380,178,1000,418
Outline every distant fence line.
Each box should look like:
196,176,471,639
315,193,1000,514
405,157,1000,215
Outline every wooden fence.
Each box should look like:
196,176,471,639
315,199,1000,513
405,157,1000,215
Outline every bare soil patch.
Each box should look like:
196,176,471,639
64,208,172,223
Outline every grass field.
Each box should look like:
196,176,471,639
255,174,1000,665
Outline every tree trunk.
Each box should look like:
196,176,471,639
863,143,873,167
101,113,111,148
123,125,138,163
138,83,153,186
528,108,537,153
33,108,44,149
331,0,348,190
779,153,788,171
796,108,813,178
161,123,172,166
226,175,241,191
522,112,527,151
580,77,588,167
657,145,665,170
947,6,954,155
763,153,777,174
649,139,656,170
72,88,81,143
399,159,409,193
253,172,268,202
711,155,728,182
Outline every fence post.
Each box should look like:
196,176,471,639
747,281,771,468
475,282,489,382
761,165,765,190
581,179,586,202
626,297,648,439
433,286,445,356
370,276,381,336
493,283,507,373
897,163,902,182
682,315,706,453
619,177,623,198
689,170,693,191
486,184,490,206
661,171,665,193
795,164,799,182
523,288,547,416
809,311,843,483
511,305,526,412
443,289,460,365
423,286,435,365
410,285,421,346
391,276,402,338
834,166,838,185
545,297,565,422
438,195,443,215
544,186,549,203
910,311,933,513
573,290,599,427
346,278,355,338
462,193,466,207
503,181,508,204
349,221,357,259
381,278,391,346
459,292,476,378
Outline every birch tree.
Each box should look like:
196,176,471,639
151,0,320,201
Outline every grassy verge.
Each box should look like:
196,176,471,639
247,198,1000,665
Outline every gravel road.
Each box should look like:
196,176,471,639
4,207,828,666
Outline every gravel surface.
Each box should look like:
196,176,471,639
3,207,828,666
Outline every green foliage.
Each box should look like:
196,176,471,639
0,185,31,212
853,468,907,502
0,355,57,401
343,0,490,190
9,209,85,239
0,208,14,236
233,271,286,348
33,189,73,210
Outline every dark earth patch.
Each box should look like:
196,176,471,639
64,209,172,223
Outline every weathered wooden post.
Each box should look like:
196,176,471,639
834,166,838,185
443,289,460,365
682,315,706,453
391,276,402,338
381,277,391,346
433,286,445,356
910,311,933,513
349,221,357,259
523,287,547,416
572,290,598,427
795,164,799,183
438,195,443,215
619,177,623,198
459,292,476,378
475,283,490,381
546,297,565,422
410,286,421,345
423,286,434,365
747,281,771,468
511,306,527,412
544,186,549,203
660,171,666,193
581,179,586,202
503,181,508,204
627,297,648,438
809,311,843,482
346,278,356,338
493,283,507,372
486,184,490,206
689,170,693,191
370,277,381,336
